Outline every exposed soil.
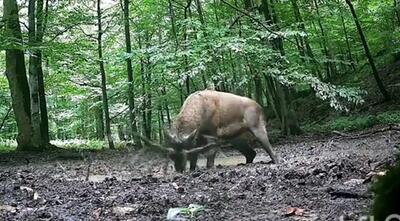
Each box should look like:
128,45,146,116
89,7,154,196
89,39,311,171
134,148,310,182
1,126,399,221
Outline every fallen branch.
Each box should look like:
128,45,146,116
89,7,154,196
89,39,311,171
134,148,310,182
328,189,366,199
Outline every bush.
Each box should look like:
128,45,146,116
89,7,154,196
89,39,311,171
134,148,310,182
304,110,400,133
51,139,105,150
0,139,17,152
376,111,400,124
324,115,376,132
372,160,400,221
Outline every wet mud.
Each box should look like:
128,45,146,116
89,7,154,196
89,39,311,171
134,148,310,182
1,127,399,220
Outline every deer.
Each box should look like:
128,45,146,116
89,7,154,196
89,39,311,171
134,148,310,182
139,89,279,172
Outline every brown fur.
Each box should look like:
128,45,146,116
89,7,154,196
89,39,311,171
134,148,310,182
166,89,278,172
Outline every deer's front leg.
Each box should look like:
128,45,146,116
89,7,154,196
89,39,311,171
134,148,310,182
188,154,198,171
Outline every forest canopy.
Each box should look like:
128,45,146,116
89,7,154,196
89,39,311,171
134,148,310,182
1,0,399,150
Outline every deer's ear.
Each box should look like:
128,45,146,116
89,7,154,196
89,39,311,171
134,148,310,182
164,128,179,145
183,129,199,145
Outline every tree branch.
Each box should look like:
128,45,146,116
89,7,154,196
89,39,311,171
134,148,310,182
76,26,97,40
220,0,297,45
220,0,326,70
110,106,129,121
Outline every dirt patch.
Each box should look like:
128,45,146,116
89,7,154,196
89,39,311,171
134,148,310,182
1,128,399,220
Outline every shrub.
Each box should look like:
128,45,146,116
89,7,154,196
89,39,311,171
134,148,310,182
372,160,400,221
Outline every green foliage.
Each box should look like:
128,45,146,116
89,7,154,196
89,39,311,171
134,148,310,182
376,111,400,124
372,160,400,221
51,139,105,150
1,0,399,143
323,115,376,132
0,139,17,153
305,110,400,133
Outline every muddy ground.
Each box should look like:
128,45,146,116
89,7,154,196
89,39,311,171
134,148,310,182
1,126,399,221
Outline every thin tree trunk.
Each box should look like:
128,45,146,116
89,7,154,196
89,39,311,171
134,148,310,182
395,0,400,25
97,0,114,149
345,0,390,101
195,0,211,89
28,0,41,146
184,0,192,96
95,96,104,140
28,0,50,145
339,7,356,71
138,35,148,138
168,0,185,104
145,33,152,139
121,0,141,147
4,0,37,150
161,87,171,126
260,0,302,136
313,0,335,80
37,0,50,144
254,75,264,107
290,0,321,79
158,105,164,141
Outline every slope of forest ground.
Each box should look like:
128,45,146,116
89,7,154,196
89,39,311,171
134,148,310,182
293,58,400,135
1,125,399,220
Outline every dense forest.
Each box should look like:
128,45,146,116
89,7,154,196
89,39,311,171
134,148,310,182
1,0,399,150
1,0,400,220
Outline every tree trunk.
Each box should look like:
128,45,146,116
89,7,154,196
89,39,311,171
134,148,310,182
158,105,164,141
345,0,391,101
121,0,141,147
28,0,42,146
290,0,321,79
167,0,185,104
145,34,152,139
4,0,37,150
137,35,148,138
254,75,263,107
161,87,171,126
97,0,114,149
95,96,105,140
184,0,192,96
195,0,212,89
339,7,356,71
395,0,400,25
260,0,302,136
28,0,50,146
36,0,50,144
313,0,336,80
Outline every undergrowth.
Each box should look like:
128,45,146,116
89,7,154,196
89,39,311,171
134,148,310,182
372,159,400,221
304,110,400,133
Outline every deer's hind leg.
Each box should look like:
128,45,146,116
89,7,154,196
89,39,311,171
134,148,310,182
229,137,256,163
245,109,279,163
206,149,217,168
249,124,278,163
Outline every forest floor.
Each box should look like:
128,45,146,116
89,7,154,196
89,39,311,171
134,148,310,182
0,125,399,221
